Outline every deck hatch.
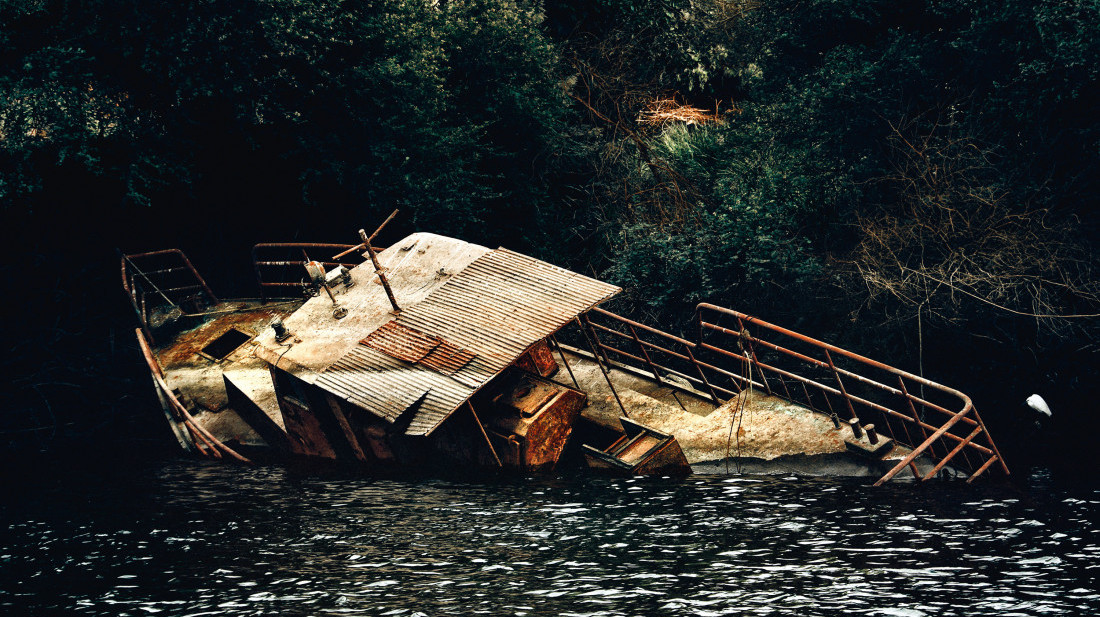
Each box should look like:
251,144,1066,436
200,328,252,360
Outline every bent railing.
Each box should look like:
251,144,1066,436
121,249,219,344
580,302,1008,484
694,303,1008,484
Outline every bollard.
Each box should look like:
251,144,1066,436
831,413,841,429
848,417,863,439
865,424,878,444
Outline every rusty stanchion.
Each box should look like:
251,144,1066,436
576,316,629,418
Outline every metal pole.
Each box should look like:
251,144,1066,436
333,209,400,259
825,349,857,420
468,402,502,467
549,335,580,391
360,228,400,312
575,317,629,418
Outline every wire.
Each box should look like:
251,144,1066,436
275,341,294,368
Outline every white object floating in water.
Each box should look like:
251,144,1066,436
1026,394,1052,417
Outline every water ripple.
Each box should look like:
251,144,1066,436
0,462,1096,616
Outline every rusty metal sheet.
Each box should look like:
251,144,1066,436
361,321,476,375
420,342,476,375
314,247,620,436
361,322,442,363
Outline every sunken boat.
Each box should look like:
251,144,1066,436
123,218,1009,484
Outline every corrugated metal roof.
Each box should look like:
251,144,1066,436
315,247,620,435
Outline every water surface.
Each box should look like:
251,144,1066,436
2,460,1096,616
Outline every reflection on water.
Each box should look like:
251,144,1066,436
1,460,1097,616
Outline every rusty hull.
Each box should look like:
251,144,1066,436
148,302,298,452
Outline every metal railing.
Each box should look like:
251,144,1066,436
582,307,734,406
579,303,1009,484
695,303,1008,484
121,249,219,344
135,328,251,463
251,243,362,301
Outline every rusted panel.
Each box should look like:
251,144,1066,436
361,321,477,375
495,378,561,418
420,342,476,375
582,418,691,476
632,439,691,476
271,368,338,459
520,389,586,471
487,431,523,468
363,424,397,463
362,322,442,363
513,339,559,377
483,373,586,472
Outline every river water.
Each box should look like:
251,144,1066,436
1,459,1097,616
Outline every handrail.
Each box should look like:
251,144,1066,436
121,249,219,343
695,303,1008,484
579,303,1008,484
135,328,251,463
250,243,362,302
585,307,728,405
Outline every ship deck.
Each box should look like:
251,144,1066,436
558,347,931,476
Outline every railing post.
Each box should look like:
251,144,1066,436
549,334,581,391
627,323,663,386
825,349,857,420
581,313,614,369
965,454,1001,484
174,250,218,304
252,245,267,303
684,345,721,405
799,382,817,413
971,405,1010,477
874,406,972,486
576,316,629,418
897,376,937,460
921,425,983,481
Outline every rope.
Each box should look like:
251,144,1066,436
725,351,752,474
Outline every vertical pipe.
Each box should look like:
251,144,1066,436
469,402,502,468
174,250,218,304
582,314,614,369
684,345,721,405
360,229,400,312
252,245,267,303
800,382,817,413
971,405,1009,476
897,376,937,459
735,317,773,395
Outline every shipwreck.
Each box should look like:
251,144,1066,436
123,217,1009,484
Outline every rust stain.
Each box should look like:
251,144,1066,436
156,306,292,368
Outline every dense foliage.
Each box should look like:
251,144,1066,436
2,0,1097,462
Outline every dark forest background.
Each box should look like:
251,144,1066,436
2,0,1097,475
